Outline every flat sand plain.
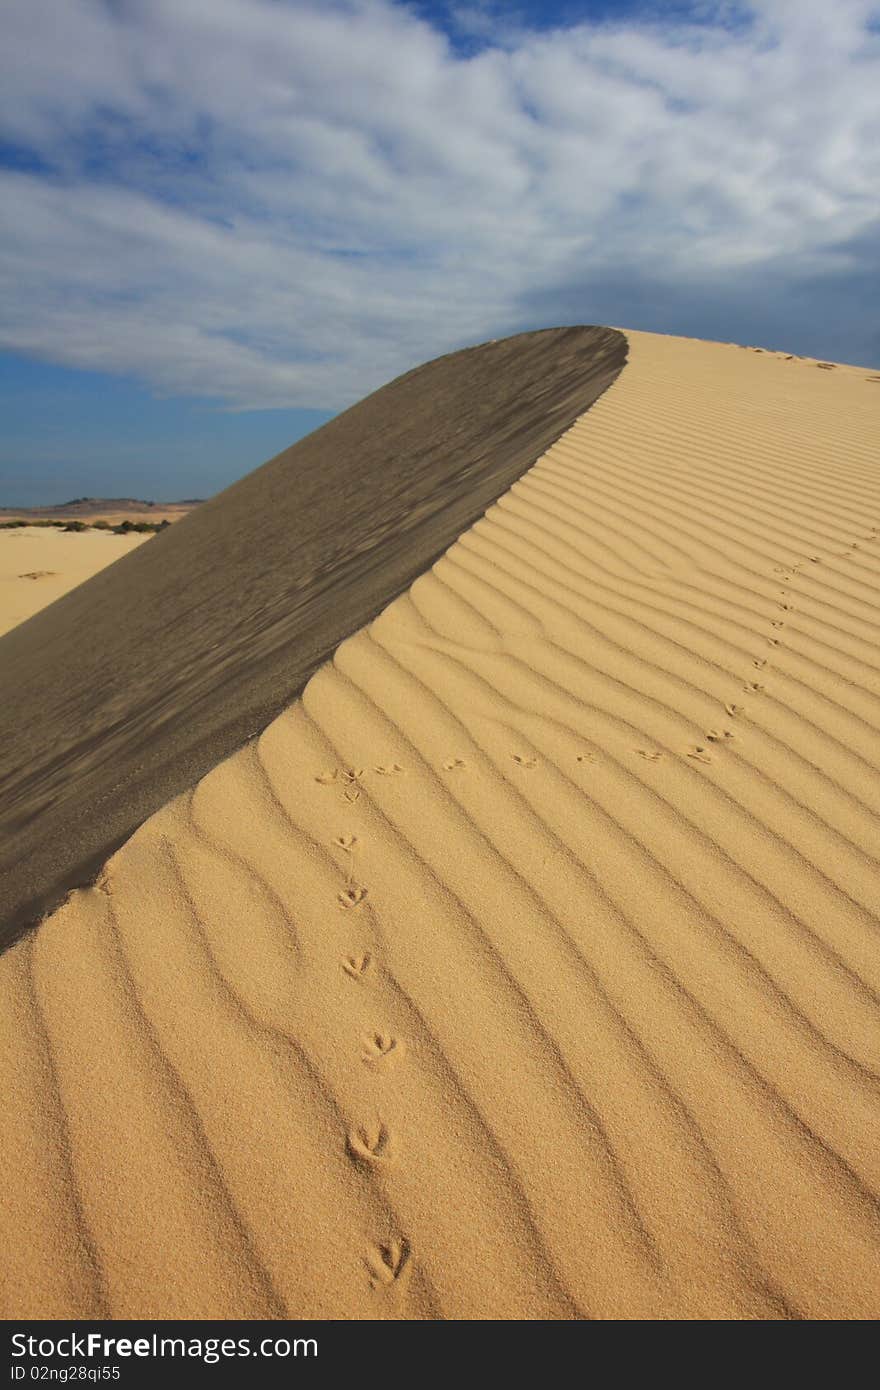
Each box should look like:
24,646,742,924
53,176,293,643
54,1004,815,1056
1,331,878,1319
0,527,151,637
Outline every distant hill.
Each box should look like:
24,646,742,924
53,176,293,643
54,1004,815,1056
0,497,205,519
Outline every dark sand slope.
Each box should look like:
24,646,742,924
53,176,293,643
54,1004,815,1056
0,327,626,946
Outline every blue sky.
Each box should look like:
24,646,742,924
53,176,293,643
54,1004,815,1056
0,354,330,503
1,0,878,504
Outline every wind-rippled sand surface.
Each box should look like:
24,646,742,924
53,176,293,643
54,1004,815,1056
2,332,879,1319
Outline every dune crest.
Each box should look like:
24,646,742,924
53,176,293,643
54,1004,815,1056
2,330,879,1319
0,327,624,946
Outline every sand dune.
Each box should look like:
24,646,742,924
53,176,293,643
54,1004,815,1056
0,527,152,638
0,327,624,945
2,329,879,1319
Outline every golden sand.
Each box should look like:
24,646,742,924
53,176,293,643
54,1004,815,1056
1,332,878,1319
0,527,151,637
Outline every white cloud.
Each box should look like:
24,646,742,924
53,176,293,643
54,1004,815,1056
0,0,878,406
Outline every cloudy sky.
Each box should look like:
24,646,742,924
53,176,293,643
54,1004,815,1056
1,0,878,503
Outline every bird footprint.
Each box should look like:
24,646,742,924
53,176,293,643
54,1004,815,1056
366,1238,410,1288
744,682,765,693
636,749,663,762
334,834,357,852
343,788,361,804
315,769,338,785
443,757,466,771
339,885,368,909
753,658,767,669
347,1122,393,1165
724,703,744,717
373,763,405,776
687,746,712,764
362,1033,403,1066
342,953,372,980
705,728,734,742
341,768,366,785
512,754,537,768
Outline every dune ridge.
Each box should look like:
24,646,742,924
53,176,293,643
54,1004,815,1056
0,326,624,947
1,330,879,1319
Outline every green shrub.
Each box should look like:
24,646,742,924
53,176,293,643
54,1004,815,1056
112,519,168,533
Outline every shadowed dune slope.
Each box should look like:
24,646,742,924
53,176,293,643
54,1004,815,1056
0,327,625,947
1,331,878,1319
